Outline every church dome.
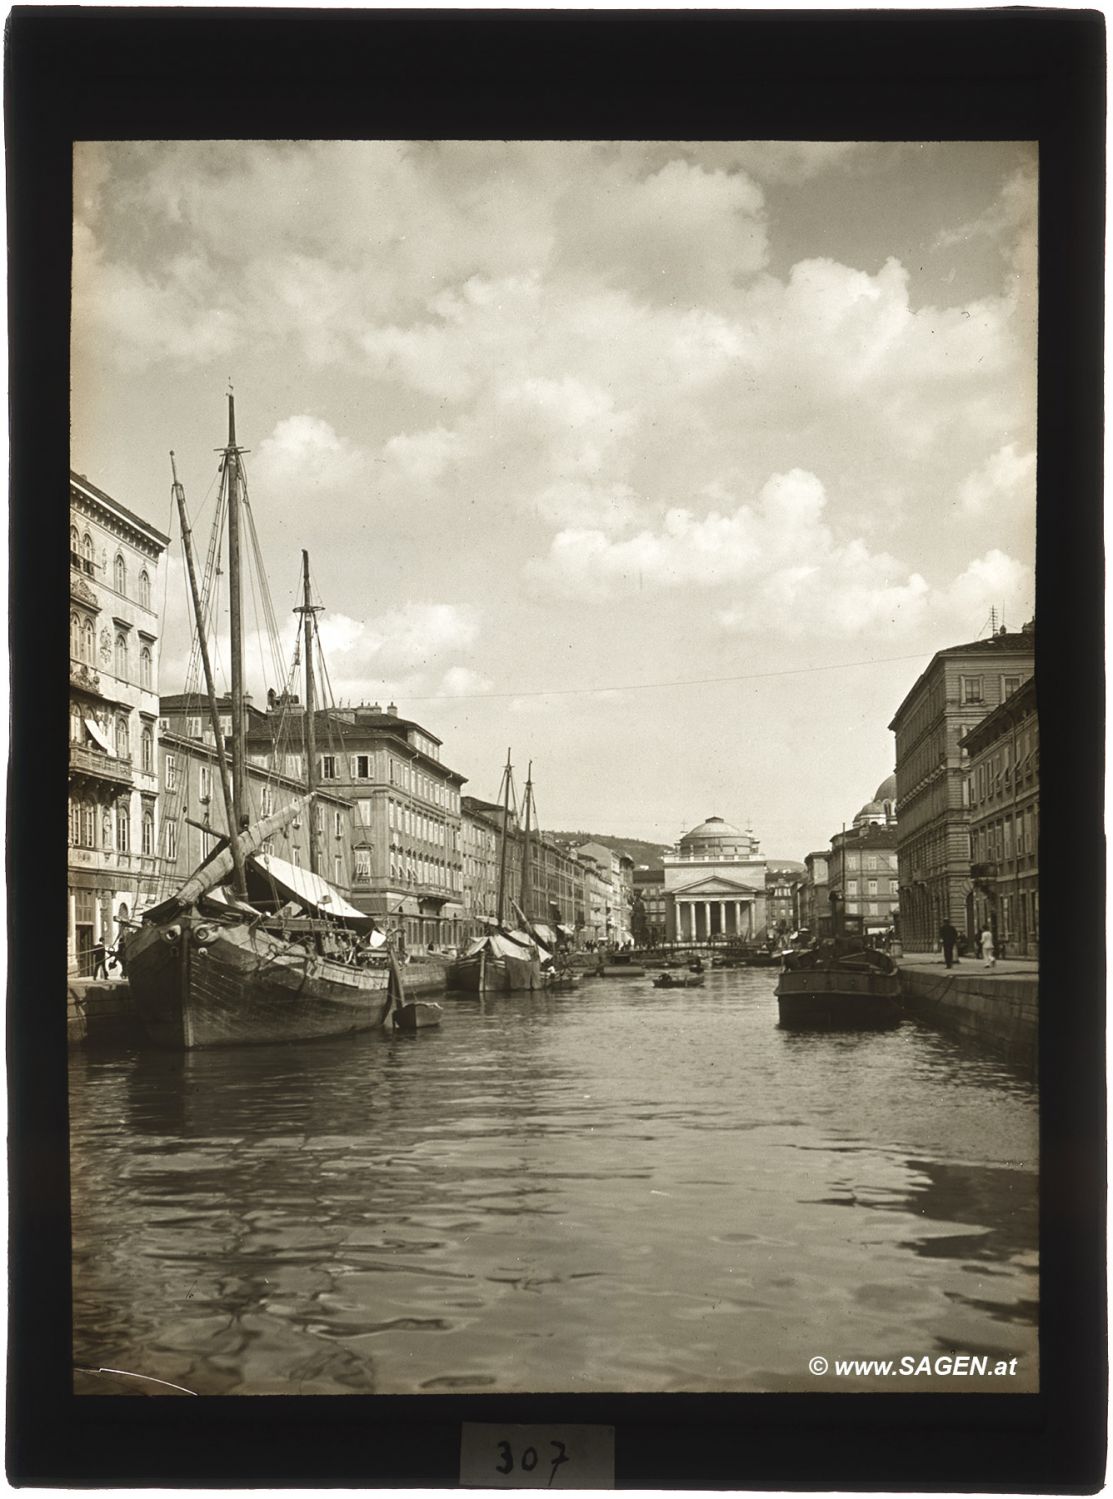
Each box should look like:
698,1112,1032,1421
874,773,896,802
679,816,757,858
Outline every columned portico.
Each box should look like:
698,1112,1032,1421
674,891,759,942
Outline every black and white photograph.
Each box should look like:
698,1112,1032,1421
7,7,1104,1489
67,133,1042,1399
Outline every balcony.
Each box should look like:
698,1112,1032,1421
970,861,997,882
70,743,133,786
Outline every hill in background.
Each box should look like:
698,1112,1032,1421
544,831,673,870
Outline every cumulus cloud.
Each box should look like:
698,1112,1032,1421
251,415,370,497
958,443,1036,516
438,666,493,697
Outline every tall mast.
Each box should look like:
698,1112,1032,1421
295,550,321,875
224,391,247,835
496,748,512,928
170,452,246,898
520,761,533,922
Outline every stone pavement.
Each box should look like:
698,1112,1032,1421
896,953,1037,979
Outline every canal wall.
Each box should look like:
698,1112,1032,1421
67,978,138,1046
897,963,1037,1071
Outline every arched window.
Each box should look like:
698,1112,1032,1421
69,796,80,844
83,619,95,663
81,799,96,848
141,726,153,773
139,570,151,608
115,714,129,759
142,812,154,856
70,611,81,658
140,646,152,690
117,807,130,853
165,820,177,860
82,533,95,574
70,703,82,743
114,553,127,594
114,632,128,678
70,525,80,565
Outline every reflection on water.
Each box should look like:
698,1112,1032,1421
69,969,1038,1394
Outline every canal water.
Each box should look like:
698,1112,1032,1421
69,968,1039,1395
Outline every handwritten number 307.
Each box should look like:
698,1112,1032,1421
495,1440,570,1486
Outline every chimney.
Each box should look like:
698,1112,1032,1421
387,701,397,715
370,701,382,713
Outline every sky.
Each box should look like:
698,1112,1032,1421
71,140,1037,858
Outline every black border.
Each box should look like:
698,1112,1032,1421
7,8,1106,1489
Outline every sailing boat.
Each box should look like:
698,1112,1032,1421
446,751,547,992
125,395,430,1047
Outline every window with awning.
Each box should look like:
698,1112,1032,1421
84,717,114,755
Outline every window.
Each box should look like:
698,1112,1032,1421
357,798,373,826
115,714,129,758
219,715,232,736
867,879,878,896
165,754,177,790
186,716,202,739
142,811,154,856
69,797,80,844
82,533,95,573
114,554,127,594
199,765,212,802
351,754,371,779
354,848,372,880
70,611,81,658
166,820,177,859
83,619,94,663
117,807,129,853
140,647,153,690
292,848,301,866
334,856,343,886
961,675,984,705
334,810,343,837
285,753,303,780
139,570,151,608
261,784,274,817
81,799,96,848
70,525,80,565
70,704,83,742
114,632,128,678
1002,675,1021,699
321,755,337,780
141,726,153,773
847,880,859,897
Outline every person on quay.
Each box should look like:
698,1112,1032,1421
91,939,108,980
938,920,959,969
981,926,996,969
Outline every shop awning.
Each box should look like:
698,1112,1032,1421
84,717,114,755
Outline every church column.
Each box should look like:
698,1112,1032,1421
703,901,711,943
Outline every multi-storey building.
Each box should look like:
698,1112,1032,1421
662,816,767,942
68,472,169,974
799,850,831,934
889,625,1035,949
765,861,807,938
828,825,900,937
156,725,354,897
244,700,467,950
573,841,634,945
961,675,1039,957
461,795,516,933
631,867,667,947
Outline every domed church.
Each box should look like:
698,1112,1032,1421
662,816,768,943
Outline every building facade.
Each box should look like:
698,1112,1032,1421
799,851,831,935
889,626,1035,950
961,675,1039,957
828,825,900,936
662,816,767,942
68,472,169,974
245,701,467,950
631,867,667,947
573,841,634,945
765,862,807,938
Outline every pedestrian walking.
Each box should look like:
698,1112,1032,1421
981,926,996,969
938,921,959,969
91,940,108,980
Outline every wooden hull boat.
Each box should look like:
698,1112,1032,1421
446,941,544,993
127,908,393,1049
391,999,444,1031
776,948,901,1029
652,972,704,988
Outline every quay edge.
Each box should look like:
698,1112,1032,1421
896,959,1038,1073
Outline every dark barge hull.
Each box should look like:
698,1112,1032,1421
126,912,392,1049
775,968,902,1029
445,952,543,993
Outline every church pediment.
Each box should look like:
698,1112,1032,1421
672,875,763,897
